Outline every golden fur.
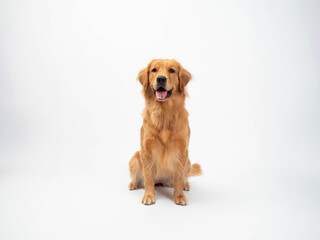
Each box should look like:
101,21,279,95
129,59,202,205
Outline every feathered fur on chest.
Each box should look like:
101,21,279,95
142,100,189,145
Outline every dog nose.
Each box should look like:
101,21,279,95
157,76,167,84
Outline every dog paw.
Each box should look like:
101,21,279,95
175,194,188,205
142,194,155,205
183,182,190,191
128,182,138,190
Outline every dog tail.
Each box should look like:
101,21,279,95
189,163,202,177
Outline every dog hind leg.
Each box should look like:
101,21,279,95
128,151,144,190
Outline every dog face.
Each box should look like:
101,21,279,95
148,59,179,101
138,59,191,101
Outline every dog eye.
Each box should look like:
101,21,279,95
169,68,175,73
151,68,157,72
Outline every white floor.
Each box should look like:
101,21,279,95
1,144,319,240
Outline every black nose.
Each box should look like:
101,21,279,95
157,76,167,84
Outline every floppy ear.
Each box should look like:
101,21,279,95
179,65,192,92
137,67,149,92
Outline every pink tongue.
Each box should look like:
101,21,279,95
156,90,168,100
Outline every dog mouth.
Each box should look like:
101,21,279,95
153,87,173,101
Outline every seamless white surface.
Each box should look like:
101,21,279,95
0,0,319,239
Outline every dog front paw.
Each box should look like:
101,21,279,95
142,194,155,205
175,194,188,205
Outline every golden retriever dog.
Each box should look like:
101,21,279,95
129,59,202,205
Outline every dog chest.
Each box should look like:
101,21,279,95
154,141,178,175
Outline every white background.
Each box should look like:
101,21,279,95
0,0,319,239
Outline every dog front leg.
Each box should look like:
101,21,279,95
174,149,188,205
140,147,155,205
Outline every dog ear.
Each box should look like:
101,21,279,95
137,67,149,92
179,65,192,92
137,62,153,92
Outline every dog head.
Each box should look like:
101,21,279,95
137,59,191,102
